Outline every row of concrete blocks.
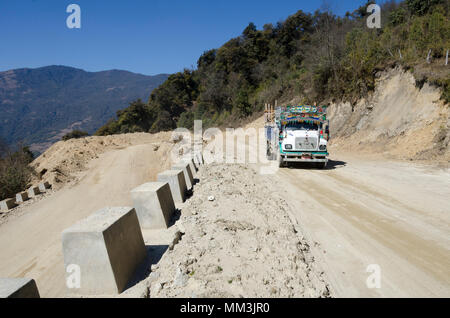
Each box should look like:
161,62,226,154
61,153,204,296
131,158,195,229
0,182,51,213
0,182,52,297
0,153,205,298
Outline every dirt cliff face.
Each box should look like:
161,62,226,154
328,67,449,162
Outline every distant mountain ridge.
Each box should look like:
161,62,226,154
0,65,169,153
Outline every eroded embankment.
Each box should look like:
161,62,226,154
328,67,450,162
147,163,331,298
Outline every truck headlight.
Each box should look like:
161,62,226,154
319,145,327,151
285,144,293,150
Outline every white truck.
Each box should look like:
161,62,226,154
266,105,330,169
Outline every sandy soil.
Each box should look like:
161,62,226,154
147,163,331,298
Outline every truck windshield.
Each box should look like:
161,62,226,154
285,122,319,131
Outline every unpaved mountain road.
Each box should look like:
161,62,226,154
0,134,448,297
270,153,450,297
0,141,174,298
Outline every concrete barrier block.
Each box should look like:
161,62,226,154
62,207,146,295
38,182,51,193
157,170,186,204
131,182,175,229
189,156,199,170
27,187,40,198
183,157,197,175
192,154,200,167
0,198,17,212
172,162,194,190
0,278,40,298
16,192,29,203
194,152,204,165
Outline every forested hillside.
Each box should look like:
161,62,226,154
97,0,449,135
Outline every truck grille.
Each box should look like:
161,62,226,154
295,137,318,150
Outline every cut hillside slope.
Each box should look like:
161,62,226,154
328,67,449,162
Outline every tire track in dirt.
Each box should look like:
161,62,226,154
274,161,450,297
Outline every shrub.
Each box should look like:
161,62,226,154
438,78,450,105
0,143,35,201
177,111,195,129
62,130,89,141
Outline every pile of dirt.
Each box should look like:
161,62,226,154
30,132,173,189
328,67,450,162
147,163,331,298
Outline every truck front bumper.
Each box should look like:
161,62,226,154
280,151,328,163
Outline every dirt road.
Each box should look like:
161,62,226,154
0,141,173,297
0,130,448,297
271,153,450,297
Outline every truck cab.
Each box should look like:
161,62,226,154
279,121,328,168
265,104,329,169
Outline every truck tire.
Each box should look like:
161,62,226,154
266,141,271,160
279,156,288,168
317,162,327,169
278,156,284,168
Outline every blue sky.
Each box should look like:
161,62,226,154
0,0,370,75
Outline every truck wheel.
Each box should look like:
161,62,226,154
317,162,327,169
266,142,271,160
278,156,285,168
